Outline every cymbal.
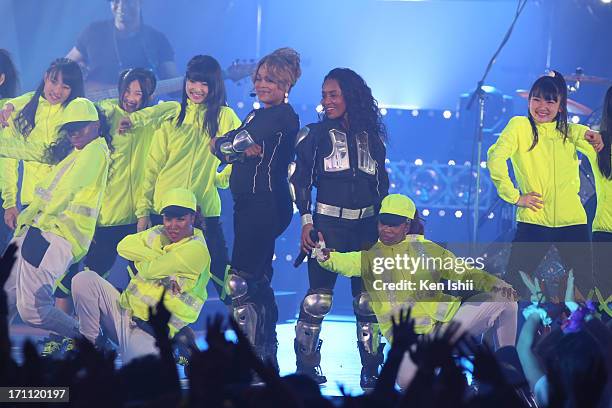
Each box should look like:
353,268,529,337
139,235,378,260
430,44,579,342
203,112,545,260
515,89,593,116
564,74,611,84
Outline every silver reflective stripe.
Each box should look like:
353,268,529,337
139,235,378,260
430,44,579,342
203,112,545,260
131,274,204,313
315,202,374,220
267,132,282,191
35,156,78,202
57,213,92,249
146,228,164,247
67,204,99,218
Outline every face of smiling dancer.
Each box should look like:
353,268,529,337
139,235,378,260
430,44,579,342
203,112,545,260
321,79,346,120
185,79,209,104
254,64,286,108
163,213,195,243
529,95,562,124
43,71,72,105
121,80,144,113
69,121,100,150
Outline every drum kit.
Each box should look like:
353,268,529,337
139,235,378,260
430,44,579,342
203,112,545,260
515,68,611,125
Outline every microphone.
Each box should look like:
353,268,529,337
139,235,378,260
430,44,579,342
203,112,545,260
293,228,319,268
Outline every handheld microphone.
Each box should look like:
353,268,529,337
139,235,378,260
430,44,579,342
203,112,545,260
293,228,319,268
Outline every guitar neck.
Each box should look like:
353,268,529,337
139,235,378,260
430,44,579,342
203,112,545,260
86,62,255,102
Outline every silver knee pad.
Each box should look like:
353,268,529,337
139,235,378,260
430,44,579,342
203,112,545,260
301,291,333,320
225,272,248,301
353,292,375,319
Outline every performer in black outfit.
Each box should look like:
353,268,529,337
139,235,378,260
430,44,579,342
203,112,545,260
212,48,301,367
289,68,389,389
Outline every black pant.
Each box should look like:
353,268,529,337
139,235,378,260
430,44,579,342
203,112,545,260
55,224,137,297
505,222,594,299
231,190,293,343
593,231,612,299
307,213,378,297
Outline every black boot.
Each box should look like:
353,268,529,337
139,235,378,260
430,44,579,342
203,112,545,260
358,341,385,391
295,338,327,384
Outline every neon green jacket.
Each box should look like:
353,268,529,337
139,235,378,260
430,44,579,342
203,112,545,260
0,98,9,193
487,116,596,227
2,92,65,210
0,136,110,261
117,225,211,337
319,235,500,340
136,101,241,218
96,99,179,226
581,142,612,232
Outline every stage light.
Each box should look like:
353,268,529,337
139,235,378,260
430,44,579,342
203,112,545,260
571,115,580,124
380,108,388,116
237,101,245,109
390,183,396,188
443,110,452,119
438,210,446,217
414,158,423,166
464,161,471,166
602,0,612,4
480,161,487,168
422,209,430,216
488,212,495,219
448,160,456,166
272,253,277,261
316,104,324,113
253,101,261,109
411,109,419,117
385,158,391,164
285,255,293,262
455,210,463,218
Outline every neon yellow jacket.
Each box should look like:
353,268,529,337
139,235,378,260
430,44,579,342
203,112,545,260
117,225,211,337
136,101,241,218
487,116,596,227
580,143,612,232
96,99,179,226
319,235,500,340
0,98,9,193
2,92,65,209
0,136,110,261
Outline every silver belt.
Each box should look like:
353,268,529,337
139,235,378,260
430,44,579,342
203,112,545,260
315,202,375,220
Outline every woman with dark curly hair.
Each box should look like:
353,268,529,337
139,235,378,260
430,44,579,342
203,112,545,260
289,68,389,389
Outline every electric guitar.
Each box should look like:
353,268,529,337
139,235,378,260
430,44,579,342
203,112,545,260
85,60,256,101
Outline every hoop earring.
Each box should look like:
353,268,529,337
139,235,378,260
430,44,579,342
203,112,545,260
284,92,289,104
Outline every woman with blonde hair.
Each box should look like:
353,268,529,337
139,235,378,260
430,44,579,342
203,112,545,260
212,47,301,368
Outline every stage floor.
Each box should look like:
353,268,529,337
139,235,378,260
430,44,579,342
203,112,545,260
10,315,368,397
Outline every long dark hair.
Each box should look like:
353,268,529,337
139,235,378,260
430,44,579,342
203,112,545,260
597,86,612,179
176,55,226,139
323,68,387,142
527,71,569,151
15,58,84,137
0,49,19,98
118,68,157,111
44,106,112,165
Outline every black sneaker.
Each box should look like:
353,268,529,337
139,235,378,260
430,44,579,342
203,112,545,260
360,367,379,391
296,365,327,385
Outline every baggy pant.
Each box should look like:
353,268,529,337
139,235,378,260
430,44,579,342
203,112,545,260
72,270,158,364
3,229,80,337
395,298,518,389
